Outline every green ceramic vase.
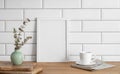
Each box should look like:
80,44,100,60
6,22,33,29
11,49,24,65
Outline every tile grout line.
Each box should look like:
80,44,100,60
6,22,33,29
1,8,120,9
4,20,6,32
100,9,102,20
81,20,83,32
101,56,103,61
69,43,120,44
69,55,120,56
61,9,63,18
5,44,7,56
42,0,44,8
81,0,82,8
82,44,84,51
0,43,36,44
65,20,68,61
4,0,5,8
0,31,36,33
23,9,25,19
2,20,120,21
69,31,120,33
5,54,36,56
101,32,103,44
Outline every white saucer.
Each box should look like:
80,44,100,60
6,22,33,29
75,61,96,65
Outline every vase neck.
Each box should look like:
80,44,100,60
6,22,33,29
15,49,20,52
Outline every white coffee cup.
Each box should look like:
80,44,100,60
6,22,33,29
80,52,95,65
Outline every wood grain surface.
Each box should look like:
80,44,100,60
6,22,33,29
38,62,120,74
0,62,120,74
0,62,43,74
0,62,36,71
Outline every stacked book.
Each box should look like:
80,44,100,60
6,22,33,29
0,62,43,74
71,59,115,71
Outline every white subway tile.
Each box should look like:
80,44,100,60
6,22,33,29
6,21,36,32
68,56,80,61
68,55,101,61
0,9,23,20
83,44,120,55
6,0,42,8
102,9,120,20
0,56,35,61
6,44,36,56
0,44,5,55
24,56,36,61
0,33,24,43
0,56,10,61
95,56,102,60
44,0,81,8
68,33,101,43
0,33,14,43
0,21,5,31
83,21,120,32
67,44,82,56
63,9,100,20
67,21,81,32
103,33,120,43
83,0,119,8
25,33,36,43
102,56,120,61
25,9,61,20
0,0,4,8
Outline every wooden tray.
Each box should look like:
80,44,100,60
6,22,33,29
0,62,36,71
0,62,43,74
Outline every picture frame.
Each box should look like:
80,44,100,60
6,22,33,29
37,18,67,62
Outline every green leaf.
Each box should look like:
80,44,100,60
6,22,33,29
13,28,17,33
27,36,32,39
27,18,30,22
17,38,20,42
23,21,26,25
19,28,24,32
14,34,17,38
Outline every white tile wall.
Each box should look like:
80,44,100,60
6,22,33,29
63,9,100,20
0,33,14,43
0,21,5,31
83,21,120,32
0,0,4,8
25,9,61,20
0,9,23,20
67,44,82,56
0,0,120,61
25,33,36,43
0,56,10,61
68,56,102,61
6,21,36,32
0,56,36,61
83,44,120,55
24,56,36,61
68,33,101,43
102,56,120,61
68,56,80,61
82,0,120,8
67,21,81,32
0,44,5,55
0,33,24,43
6,0,42,8
102,9,120,20
102,33,120,43
6,44,36,56
44,0,81,8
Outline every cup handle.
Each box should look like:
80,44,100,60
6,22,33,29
91,54,96,62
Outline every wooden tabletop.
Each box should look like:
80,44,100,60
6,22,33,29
38,62,120,74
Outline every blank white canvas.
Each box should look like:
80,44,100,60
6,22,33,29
37,18,66,62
